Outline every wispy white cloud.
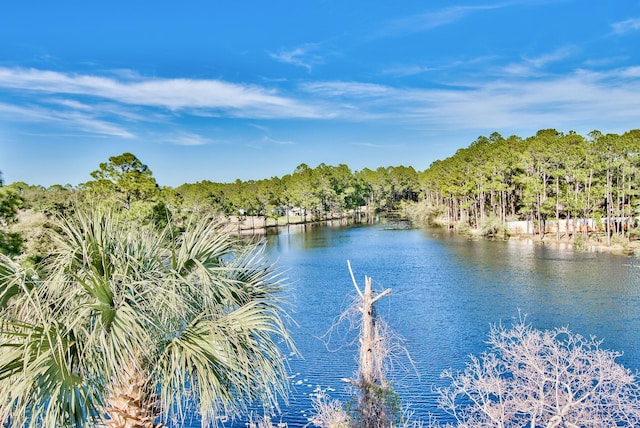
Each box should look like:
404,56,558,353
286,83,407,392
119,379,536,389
245,136,295,150
382,56,496,77
262,136,295,146
380,2,513,37
170,133,216,146
43,98,158,123
268,43,324,72
0,67,323,119
382,65,435,77
2,62,640,149
298,65,640,135
301,81,391,98
378,0,558,38
522,47,575,69
249,123,270,133
0,67,332,142
424,68,640,132
47,98,93,110
63,111,136,138
582,56,628,68
245,124,295,148
618,66,640,78
352,142,404,149
0,101,135,138
501,47,575,76
611,18,640,35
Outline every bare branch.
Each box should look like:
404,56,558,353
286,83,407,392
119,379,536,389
371,288,392,305
437,318,640,427
346,260,363,298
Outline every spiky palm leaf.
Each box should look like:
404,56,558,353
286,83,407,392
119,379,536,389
0,210,295,427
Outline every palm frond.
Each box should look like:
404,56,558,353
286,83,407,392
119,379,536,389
0,209,296,428
156,302,292,426
0,318,102,427
0,254,40,312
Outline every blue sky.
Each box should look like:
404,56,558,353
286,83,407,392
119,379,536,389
1,1,640,187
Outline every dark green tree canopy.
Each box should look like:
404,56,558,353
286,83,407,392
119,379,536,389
0,171,24,256
85,152,158,209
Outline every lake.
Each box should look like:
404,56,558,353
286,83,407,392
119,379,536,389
226,220,640,426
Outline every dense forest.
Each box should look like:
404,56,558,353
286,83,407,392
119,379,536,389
420,128,640,244
2,128,640,260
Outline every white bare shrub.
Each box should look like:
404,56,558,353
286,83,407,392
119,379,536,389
309,388,351,428
437,319,640,427
245,414,287,428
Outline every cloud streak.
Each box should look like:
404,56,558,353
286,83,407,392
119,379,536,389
611,18,640,35
500,47,575,76
379,2,519,37
268,43,324,72
0,67,322,119
0,101,135,138
2,61,640,146
378,0,558,38
170,133,216,146
301,65,640,134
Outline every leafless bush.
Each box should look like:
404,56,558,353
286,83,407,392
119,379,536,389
437,318,640,427
309,388,351,428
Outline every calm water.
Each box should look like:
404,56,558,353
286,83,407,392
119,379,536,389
224,221,640,426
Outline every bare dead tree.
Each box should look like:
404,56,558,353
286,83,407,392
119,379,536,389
344,260,393,428
437,317,640,427
311,261,423,428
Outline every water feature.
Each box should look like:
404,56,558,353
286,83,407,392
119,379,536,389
224,220,640,426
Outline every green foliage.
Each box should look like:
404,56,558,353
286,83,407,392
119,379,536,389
0,186,22,224
0,231,22,257
7,182,80,217
356,166,419,213
0,185,24,256
400,200,445,227
10,211,54,268
573,231,584,249
84,152,158,209
150,200,172,230
479,215,508,239
62,152,442,228
356,382,403,427
0,209,295,427
417,128,640,243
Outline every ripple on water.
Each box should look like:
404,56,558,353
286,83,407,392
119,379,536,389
207,224,640,427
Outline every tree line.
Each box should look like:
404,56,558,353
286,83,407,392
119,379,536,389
3,155,422,235
3,128,640,261
419,128,640,244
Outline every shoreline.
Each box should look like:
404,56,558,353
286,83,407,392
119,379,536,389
491,231,640,256
220,212,375,235
223,213,640,257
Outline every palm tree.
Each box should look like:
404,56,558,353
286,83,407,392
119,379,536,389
0,209,294,427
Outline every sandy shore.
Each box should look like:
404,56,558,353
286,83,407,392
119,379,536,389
506,232,640,256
